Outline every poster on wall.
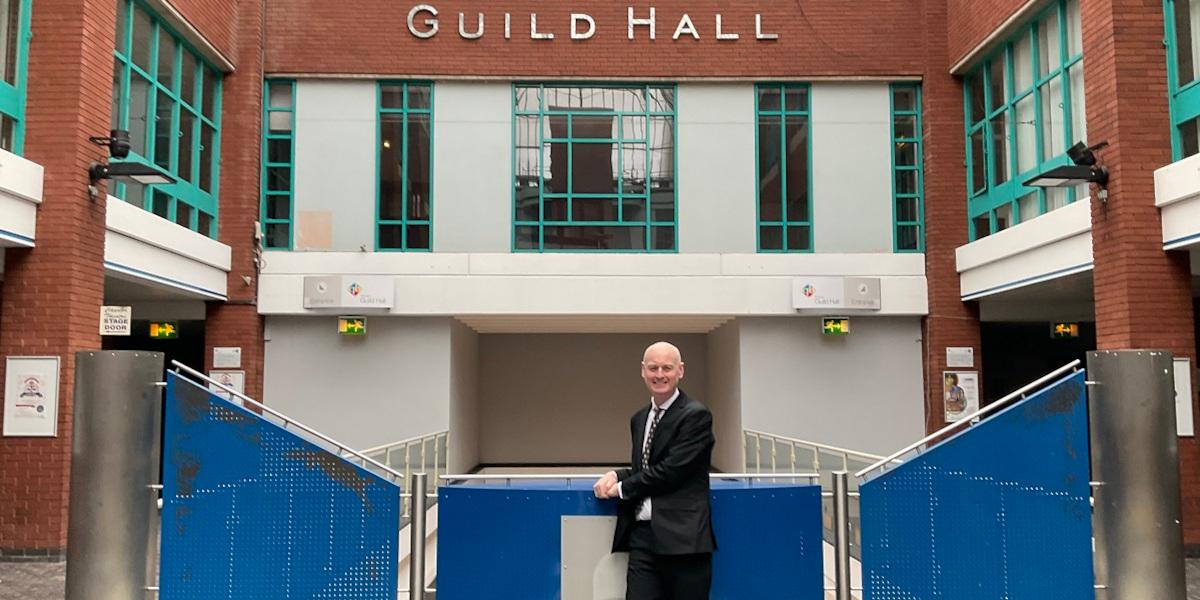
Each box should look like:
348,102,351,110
943,370,980,423
3,356,60,437
208,370,246,407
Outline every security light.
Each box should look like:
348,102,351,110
1024,140,1109,189
88,161,175,185
88,129,132,159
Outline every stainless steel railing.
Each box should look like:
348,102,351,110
351,431,448,518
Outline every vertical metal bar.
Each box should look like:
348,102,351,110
842,452,849,472
790,442,797,473
409,473,428,600
1087,350,1186,599
754,433,762,473
832,471,852,600
812,443,821,473
770,437,777,472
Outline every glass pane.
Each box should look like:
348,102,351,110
197,211,212,237
268,111,292,134
1040,77,1066,158
408,84,431,110
622,198,645,222
266,166,288,192
379,114,402,220
1177,0,1200,87
760,225,783,250
649,87,674,112
787,225,811,251
1066,0,1082,57
157,34,176,88
896,225,919,251
180,52,196,106
1037,8,1062,77
407,114,431,220
573,114,616,139
545,87,645,112
621,143,647,194
1069,65,1086,145
571,142,618,194
1074,182,1091,203
897,196,919,222
153,91,172,169
973,214,992,239
1013,34,1034,92
129,75,150,157
648,118,674,195
267,194,289,220
758,116,782,221
995,204,1012,231
515,87,540,112
406,224,430,249
968,71,986,123
988,61,1006,109
895,141,917,166
267,138,291,164
650,189,673,223
896,169,919,195
175,201,193,228
111,57,123,129
515,225,539,249
758,87,781,112
621,116,646,140
544,197,567,221
114,0,128,55
545,141,567,193
970,129,986,193
202,69,217,119
268,82,292,109
379,224,402,249
991,114,1008,184
0,0,17,86
380,84,403,109
893,87,917,112
266,223,289,248
785,87,808,112
1018,192,1040,222
1046,186,1070,211
1183,117,1200,158
178,111,194,182
152,190,170,218
541,225,645,250
572,198,619,222
894,115,917,140
515,115,540,192
1015,94,1037,173
785,116,809,223
651,226,674,251
0,113,13,153
132,8,152,72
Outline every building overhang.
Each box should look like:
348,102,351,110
105,197,231,301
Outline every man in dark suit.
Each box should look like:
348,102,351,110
593,341,716,600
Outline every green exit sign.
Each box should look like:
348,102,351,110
822,317,850,336
338,316,366,336
1051,322,1079,339
149,321,178,339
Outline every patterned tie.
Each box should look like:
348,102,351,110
642,406,664,470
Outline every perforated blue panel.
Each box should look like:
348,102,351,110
860,371,1093,600
436,479,823,599
160,373,401,600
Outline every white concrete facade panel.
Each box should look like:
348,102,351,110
0,149,43,247
1156,153,1200,249
104,197,231,300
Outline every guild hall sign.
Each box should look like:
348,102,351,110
406,5,780,41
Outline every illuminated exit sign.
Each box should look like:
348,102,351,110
338,316,366,336
1051,322,1079,339
149,322,178,339
822,317,850,336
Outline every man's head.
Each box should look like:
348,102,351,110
642,341,685,404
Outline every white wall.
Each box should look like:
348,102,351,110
737,317,924,456
477,334,709,465
432,82,511,252
706,320,743,472
811,83,894,253
448,319,480,472
293,80,377,251
262,316,453,450
677,83,757,253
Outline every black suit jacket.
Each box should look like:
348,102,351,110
611,390,717,555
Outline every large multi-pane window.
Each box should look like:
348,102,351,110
892,84,924,252
1166,0,1200,158
377,81,433,251
964,0,1086,240
0,0,29,154
262,80,294,250
514,84,677,252
111,0,222,237
755,84,811,252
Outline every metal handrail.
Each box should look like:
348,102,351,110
855,359,1083,480
359,431,447,457
743,429,887,463
439,473,821,480
170,360,408,485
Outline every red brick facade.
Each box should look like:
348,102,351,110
947,0,1032,66
172,0,241,63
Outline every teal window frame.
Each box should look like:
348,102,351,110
963,0,1085,240
375,81,434,252
262,79,294,250
892,83,925,253
1164,0,1200,159
754,83,813,253
111,0,223,238
0,0,31,154
512,83,679,253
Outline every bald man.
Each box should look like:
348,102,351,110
593,342,716,600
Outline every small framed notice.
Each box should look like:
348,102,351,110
3,356,60,437
208,370,246,407
213,347,242,369
1175,358,1195,437
946,347,975,368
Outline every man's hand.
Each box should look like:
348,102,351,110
593,471,618,499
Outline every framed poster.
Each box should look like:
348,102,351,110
208,370,246,407
3,356,60,437
943,371,980,423
1175,358,1195,437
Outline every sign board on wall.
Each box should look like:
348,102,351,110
208,370,246,407
792,277,881,311
100,306,132,336
1176,358,1195,437
946,347,974,368
943,371,979,423
303,276,395,310
213,347,242,369
3,356,60,437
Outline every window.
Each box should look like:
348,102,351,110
0,0,28,154
513,84,677,252
964,0,1086,240
892,84,924,252
1166,0,1200,158
262,79,294,250
112,0,222,237
756,84,811,252
377,82,433,251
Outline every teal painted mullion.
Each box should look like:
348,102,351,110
400,82,410,250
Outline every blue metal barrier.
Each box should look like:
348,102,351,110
160,373,402,600
860,370,1093,600
436,478,824,599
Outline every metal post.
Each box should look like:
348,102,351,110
832,471,852,600
409,473,428,600
65,351,164,600
1087,350,1186,599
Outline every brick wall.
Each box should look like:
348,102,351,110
1082,0,1200,545
264,0,927,77
170,0,240,64
0,0,117,557
946,0,1031,67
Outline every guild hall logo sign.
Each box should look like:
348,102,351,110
406,5,780,41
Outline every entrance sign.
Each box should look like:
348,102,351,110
3,356,60,437
792,277,882,311
100,306,132,336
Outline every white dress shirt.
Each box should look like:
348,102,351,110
619,389,679,521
